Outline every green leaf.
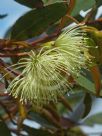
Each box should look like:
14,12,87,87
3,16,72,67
0,14,7,19
95,0,102,7
69,98,85,122
66,128,86,136
11,3,67,40
14,0,44,8
0,121,11,136
84,113,102,126
75,74,96,94
42,0,63,5
75,15,84,22
29,111,54,128
88,29,102,64
65,91,85,109
23,125,54,136
71,0,96,16
57,92,85,116
82,93,92,118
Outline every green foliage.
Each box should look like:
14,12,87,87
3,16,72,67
84,113,102,126
28,111,54,128
75,74,96,94
14,0,44,8
11,3,67,40
71,0,96,16
95,0,102,7
83,93,92,118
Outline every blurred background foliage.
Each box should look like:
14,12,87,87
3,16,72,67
0,0,102,136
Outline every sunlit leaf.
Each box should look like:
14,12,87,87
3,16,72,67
14,0,44,8
75,74,96,94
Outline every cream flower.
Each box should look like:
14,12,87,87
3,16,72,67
8,25,91,106
8,49,69,106
55,25,90,75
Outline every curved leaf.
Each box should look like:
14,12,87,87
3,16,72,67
84,113,102,126
11,3,67,40
75,74,96,94
23,125,54,136
83,93,92,118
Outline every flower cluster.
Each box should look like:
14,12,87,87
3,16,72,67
7,25,92,106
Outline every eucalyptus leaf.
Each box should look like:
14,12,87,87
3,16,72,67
29,112,54,128
84,113,102,126
95,0,102,7
42,0,64,5
23,125,54,136
82,93,92,118
71,0,96,16
69,98,85,122
14,0,44,8
11,3,67,40
75,74,96,94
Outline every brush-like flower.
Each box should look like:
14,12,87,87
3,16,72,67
7,25,92,106
54,25,91,75
8,48,70,106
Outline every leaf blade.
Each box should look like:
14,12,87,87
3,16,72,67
14,0,44,8
11,3,67,40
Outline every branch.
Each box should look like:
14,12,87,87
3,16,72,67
30,32,59,46
0,59,20,77
86,18,102,30
0,52,28,57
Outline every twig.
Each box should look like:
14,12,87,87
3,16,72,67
58,96,73,112
82,5,97,23
30,32,59,46
59,0,76,29
66,15,79,24
86,18,102,30
0,93,9,96
39,108,62,128
0,52,28,57
0,100,16,125
0,59,20,77
45,104,60,122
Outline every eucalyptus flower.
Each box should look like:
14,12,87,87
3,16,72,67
8,25,92,106
55,25,91,74
8,48,70,106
